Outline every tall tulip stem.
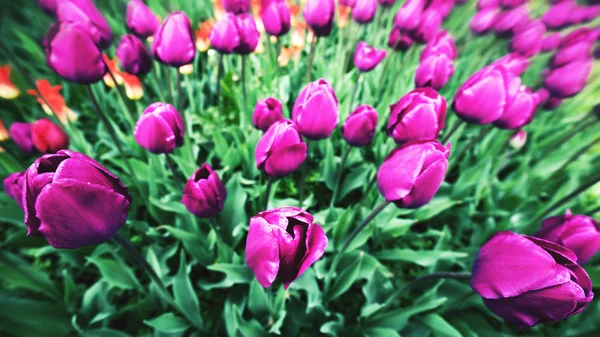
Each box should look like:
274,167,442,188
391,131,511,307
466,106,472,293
341,200,391,252
216,53,224,116
347,73,362,118
176,70,183,111
264,176,275,210
241,55,248,128
306,36,318,83
165,153,184,191
441,119,464,144
330,145,352,208
555,135,600,174
449,124,493,172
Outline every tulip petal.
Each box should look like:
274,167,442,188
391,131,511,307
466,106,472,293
274,224,307,288
134,112,177,154
377,144,427,202
265,143,307,177
399,154,448,208
292,223,327,289
245,217,280,288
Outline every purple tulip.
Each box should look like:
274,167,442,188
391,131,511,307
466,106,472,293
542,1,576,29
134,102,185,154
415,53,454,89
509,129,527,149
411,9,442,43
493,5,529,35
393,0,424,32
471,231,594,327
535,210,600,264
126,0,160,38
56,0,113,49
9,122,35,153
116,34,153,75
252,97,284,132
541,32,561,52
543,96,563,110
510,20,545,56
377,140,450,208
38,0,57,15
223,0,250,14
261,0,291,37
23,150,132,249
499,0,526,9
352,0,377,24
595,46,600,60
544,58,593,98
420,30,456,60
181,164,227,218
209,13,240,54
255,119,307,177
535,87,550,105
354,41,387,72
233,14,260,55
152,11,196,67
493,85,537,130
342,105,378,147
470,8,499,35
378,0,396,7
387,87,447,144
491,53,529,76
292,79,339,140
245,207,327,288
3,171,25,209
388,27,414,51
453,64,520,124
551,28,596,68
477,0,499,10
44,22,107,84
428,0,454,18
303,0,335,37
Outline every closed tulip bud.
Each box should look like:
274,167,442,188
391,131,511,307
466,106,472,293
262,0,291,37
493,5,529,35
3,171,25,209
471,231,594,327
210,13,241,54
499,0,526,9
420,30,456,60
223,0,250,14
134,102,185,154
342,104,378,147
38,0,57,15
541,32,561,52
304,0,335,37
245,207,327,288
415,53,454,89
393,0,424,31
551,28,596,68
56,0,113,49
44,22,107,84
509,129,527,149
510,20,545,56
491,53,529,76
477,0,498,10
233,14,260,54
126,0,160,39
116,35,153,75
152,11,196,67
253,97,284,132
453,64,520,124
181,164,227,218
470,8,499,35
544,59,592,98
429,0,454,18
411,9,442,43
535,210,600,264
378,140,450,208
23,150,132,249
387,88,447,144
493,85,537,130
352,0,377,24
388,27,414,51
31,118,70,153
535,88,550,105
292,79,339,140
354,41,387,72
378,0,396,7
541,1,575,29
9,122,35,153
255,119,307,177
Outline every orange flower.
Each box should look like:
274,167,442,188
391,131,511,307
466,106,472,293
288,1,302,26
255,35,266,54
196,19,215,52
103,54,123,87
27,79,77,124
292,21,307,48
278,45,302,67
120,72,144,100
213,0,225,20
0,120,8,141
0,65,20,99
337,5,351,29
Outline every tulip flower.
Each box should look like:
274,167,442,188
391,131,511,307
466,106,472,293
544,59,593,98
27,79,77,124
541,1,576,29
535,210,600,264
38,0,57,15
470,8,499,35
56,0,113,49
253,97,284,132
262,0,291,37
0,65,20,99
354,41,387,72
116,34,153,76
493,5,530,35
393,0,424,32
415,53,454,90
223,0,249,13
388,27,414,51
31,118,70,153
152,11,196,67
378,140,450,209
292,79,339,140
477,0,498,10
342,105,378,147
134,103,185,154
551,28,596,68
471,231,594,327
9,122,35,153
493,85,537,130
500,0,526,8
210,13,241,54
245,207,327,288
233,13,260,54
181,164,227,218
303,0,335,37
3,171,25,209
255,119,307,177
491,53,529,76
510,20,545,57
44,22,107,84
352,0,377,24
411,9,442,43
387,88,447,144
509,129,527,149
541,32,561,52
126,0,160,38
420,30,456,60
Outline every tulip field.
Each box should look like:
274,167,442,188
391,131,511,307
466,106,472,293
1,0,600,336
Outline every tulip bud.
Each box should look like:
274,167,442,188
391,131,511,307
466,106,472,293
233,14,260,55
541,32,561,52
393,0,424,32
551,28,596,68
126,0,160,39
303,0,335,37
493,5,530,35
542,1,576,29
223,0,250,14
510,20,545,56
31,118,70,153
210,13,241,54
38,0,57,15
535,88,549,105
387,88,447,144
116,34,153,76
415,53,454,89
471,231,594,327
181,164,227,218
3,171,25,209
292,79,339,140
352,0,377,24
262,0,291,37
56,0,113,49
477,0,498,10
255,119,307,177
411,9,442,43
491,53,529,76
23,150,132,249
354,41,387,72
420,30,456,60
44,22,107,84
388,27,414,51
544,59,592,98
378,140,450,208
9,122,35,153
252,97,284,132
245,207,327,288
134,102,185,154
342,105,378,147
509,129,527,149
470,8,499,35
493,85,537,130
152,11,196,67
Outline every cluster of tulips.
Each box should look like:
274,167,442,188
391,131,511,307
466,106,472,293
1,0,599,332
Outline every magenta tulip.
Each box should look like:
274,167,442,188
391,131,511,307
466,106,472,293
415,53,454,89
292,79,339,140
477,0,499,10
493,5,530,35
544,59,593,98
542,1,576,29
411,9,442,43
134,103,185,154
493,85,538,130
210,13,240,54
3,171,25,209
261,0,291,37
116,34,153,75
152,11,196,67
252,97,284,132
56,0,113,49
223,0,250,13
541,32,561,52
342,105,379,147
255,119,307,177
352,0,377,24
393,0,424,32
126,0,160,38
233,13,260,54
303,0,335,37
499,0,527,9
551,28,597,68
9,122,35,153
510,20,545,56
420,30,456,60
470,8,500,35
38,0,57,15
491,53,529,76
181,164,227,218
354,41,387,72
388,27,414,51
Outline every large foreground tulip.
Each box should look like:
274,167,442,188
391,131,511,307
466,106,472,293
56,0,113,49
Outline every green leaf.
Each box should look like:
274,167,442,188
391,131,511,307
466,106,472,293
329,252,363,301
160,225,213,265
367,297,448,330
420,314,463,337
248,279,269,315
144,313,190,334
323,141,337,190
198,263,253,290
0,251,61,300
364,328,402,337
85,328,134,337
149,197,189,215
173,252,203,328
374,249,468,267
0,291,70,337
338,165,372,200
86,257,141,290
218,173,248,245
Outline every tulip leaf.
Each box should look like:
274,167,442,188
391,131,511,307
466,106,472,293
338,164,373,201
197,263,253,290
329,252,363,301
173,252,203,328
419,314,463,337
0,291,71,337
363,328,402,337
160,225,213,266
374,249,468,267
248,279,270,315
218,173,248,245
144,313,190,334
84,329,134,337
0,251,61,300
366,297,448,331
86,257,141,290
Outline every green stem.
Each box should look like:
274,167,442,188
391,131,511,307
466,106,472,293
164,153,184,191
264,176,274,210
330,146,352,208
216,53,224,114
151,70,167,102
166,66,174,103
340,200,391,253
585,204,600,216
241,54,247,128
440,119,464,144
176,70,183,111
448,124,493,172
306,36,318,83
554,135,600,173
347,73,362,118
